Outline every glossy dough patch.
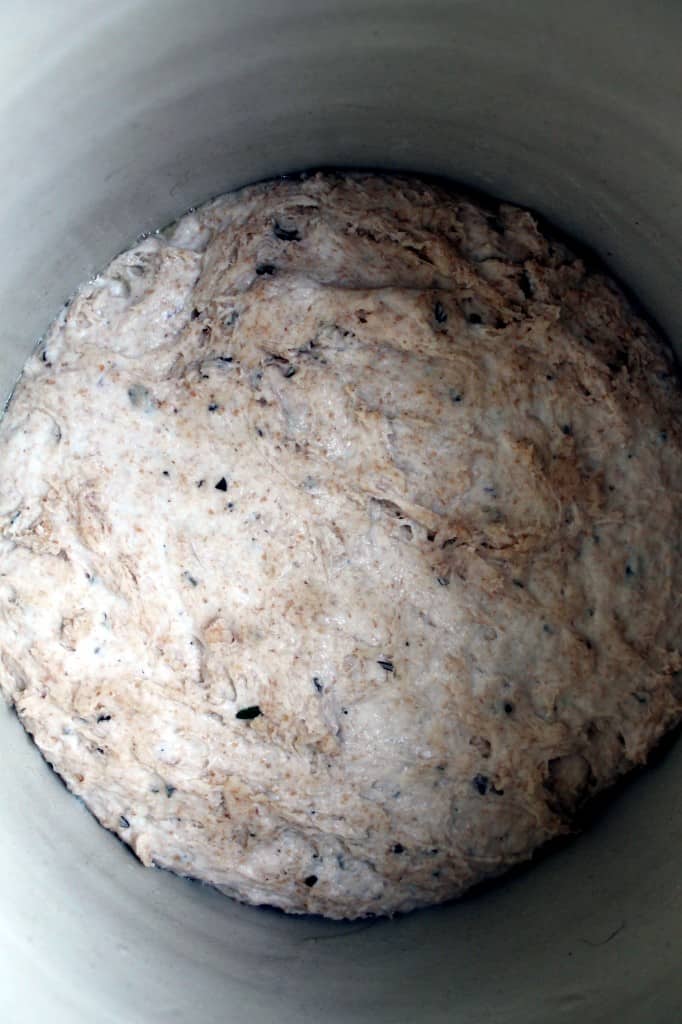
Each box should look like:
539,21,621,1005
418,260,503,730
1,173,681,918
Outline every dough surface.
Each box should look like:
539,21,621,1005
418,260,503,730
1,173,680,918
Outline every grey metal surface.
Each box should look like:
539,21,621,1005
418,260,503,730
0,2,680,1022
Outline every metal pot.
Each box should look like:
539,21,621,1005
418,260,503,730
1,3,680,1021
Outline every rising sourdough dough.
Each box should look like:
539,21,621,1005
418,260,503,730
0,173,681,918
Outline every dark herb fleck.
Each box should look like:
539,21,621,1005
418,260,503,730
166,784,176,798
449,389,463,403
392,843,405,854
561,424,572,436
96,714,112,723
490,782,505,796
313,677,323,693
660,430,668,442
217,355,233,363
434,301,448,324
472,774,489,795
284,365,297,378
304,874,318,887
512,579,524,588
162,470,170,477
503,702,514,715
191,307,200,320
631,692,647,704
542,623,553,634
377,659,394,672
519,269,533,299
546,374,554,381
436,576,449,587
607,348,628,374
256,263,276,276
215,477,228,492
183,571,198,587
128,384,153,408
119,815,130,829
208,403,219,412
625,563,635,577
427,530,436,542
488,213,505,234
236,705,262,720
273,221,300,242
197,479,205,488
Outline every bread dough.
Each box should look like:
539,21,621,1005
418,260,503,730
0,172,680,918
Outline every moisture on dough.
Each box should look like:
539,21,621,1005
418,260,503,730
0,172,681,919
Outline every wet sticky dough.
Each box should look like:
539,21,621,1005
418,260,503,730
0,172,680,918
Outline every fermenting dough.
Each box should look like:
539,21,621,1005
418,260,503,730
0,172,680,918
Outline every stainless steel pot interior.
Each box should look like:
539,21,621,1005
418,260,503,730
1,3,681,1022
